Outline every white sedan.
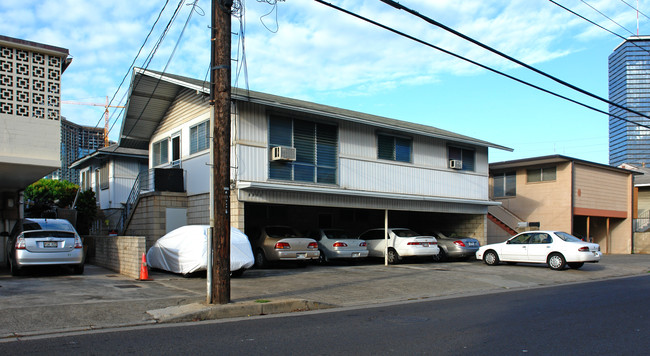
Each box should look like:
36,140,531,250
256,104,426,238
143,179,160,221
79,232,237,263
476,231,602,270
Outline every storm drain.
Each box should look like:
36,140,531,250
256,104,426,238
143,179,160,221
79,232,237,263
114,284,141,289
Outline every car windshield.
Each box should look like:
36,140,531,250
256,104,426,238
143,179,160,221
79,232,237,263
23,231,76,239
266,227,300,238
555,231,583,243
393,229,421,238
323,230,351,239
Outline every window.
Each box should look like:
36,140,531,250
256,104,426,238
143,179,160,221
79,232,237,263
269,116,338,184
448,146,475,171
493,171,516,197
99,163,109,190
171,133,181,166
377,134,411,162
527,166,556,182
190,121,209,154
152,139,168,167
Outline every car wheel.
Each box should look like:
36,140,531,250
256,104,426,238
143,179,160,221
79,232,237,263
318,250,329,265
433,248,446,262
387,248,401,264
254,249,267,269
231,269,245,277
548,253,566,270
72,263,84,275
10,260,21,276
483,250,499,266
567,262,584,269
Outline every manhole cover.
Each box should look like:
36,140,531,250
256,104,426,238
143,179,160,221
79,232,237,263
114,284,141,289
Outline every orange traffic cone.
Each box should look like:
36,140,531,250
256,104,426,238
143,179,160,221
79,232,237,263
138,252,152,281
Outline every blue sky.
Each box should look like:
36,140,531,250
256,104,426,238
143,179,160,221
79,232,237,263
1,0,646,164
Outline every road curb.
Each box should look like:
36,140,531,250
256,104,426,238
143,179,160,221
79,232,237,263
147,299,336,323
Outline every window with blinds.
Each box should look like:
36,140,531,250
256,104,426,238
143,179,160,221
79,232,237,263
269,116,338,184
448,146,475,171
190,120,209,154
152,139,168,167
377,134,412,163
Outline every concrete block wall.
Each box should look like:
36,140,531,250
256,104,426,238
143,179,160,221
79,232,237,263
89,235,146,279
188,193,209,225
446,214,487,245
125,191,188,249
633,232,650,254
186,190,245,230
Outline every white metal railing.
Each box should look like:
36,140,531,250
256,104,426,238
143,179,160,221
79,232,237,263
488,204,524,232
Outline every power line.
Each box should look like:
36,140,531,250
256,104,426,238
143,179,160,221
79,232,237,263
109,0,189,145
621,0,650,20
580,0,636,36
549,0,650,57
89,0,173,131
313,1,650,131
375,0,650,126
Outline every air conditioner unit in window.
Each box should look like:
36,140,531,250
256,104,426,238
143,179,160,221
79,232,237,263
271,146,296,161
449,159,463,169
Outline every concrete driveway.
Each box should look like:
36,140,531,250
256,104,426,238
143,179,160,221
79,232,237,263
1,254,648,339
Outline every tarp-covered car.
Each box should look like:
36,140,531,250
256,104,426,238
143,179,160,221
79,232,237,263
146,225,254,276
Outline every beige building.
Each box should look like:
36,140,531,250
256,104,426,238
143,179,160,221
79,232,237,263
0,36,71,260
488,155,635,254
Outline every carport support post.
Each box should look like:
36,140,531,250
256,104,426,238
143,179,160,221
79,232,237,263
209,0,232,305
384,209,388,266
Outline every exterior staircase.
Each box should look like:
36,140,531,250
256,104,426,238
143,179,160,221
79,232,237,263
487,204,523,236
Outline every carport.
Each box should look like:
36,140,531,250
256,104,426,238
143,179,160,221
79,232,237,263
239,182,498,245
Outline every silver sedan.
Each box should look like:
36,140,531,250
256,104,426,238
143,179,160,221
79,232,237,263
6,218,85,276
428,231,480,261
307,229,369,264
250,226,320,268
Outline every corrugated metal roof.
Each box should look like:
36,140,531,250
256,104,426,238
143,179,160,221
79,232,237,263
69,144,148,169
489,154,638,175
119,68,512,151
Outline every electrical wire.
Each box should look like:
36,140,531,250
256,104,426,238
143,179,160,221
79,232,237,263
87,0,173,131
549,0,650,57
621,0,650,20
580,0,635,36
109,0,190,144
375,0,650,126
313,0,650,131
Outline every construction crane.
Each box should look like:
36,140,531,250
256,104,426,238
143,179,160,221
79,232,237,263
61,96,125,147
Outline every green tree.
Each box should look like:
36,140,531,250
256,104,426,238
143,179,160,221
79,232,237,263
24,179,78,216
75,189,97,235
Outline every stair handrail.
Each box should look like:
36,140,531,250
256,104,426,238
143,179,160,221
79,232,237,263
121,169,151,233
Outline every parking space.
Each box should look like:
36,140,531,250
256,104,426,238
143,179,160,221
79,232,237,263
1,254,648,337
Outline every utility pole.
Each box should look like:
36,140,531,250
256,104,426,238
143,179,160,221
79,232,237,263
209,0,232,304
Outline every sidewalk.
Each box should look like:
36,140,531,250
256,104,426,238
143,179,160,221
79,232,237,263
1,254,648,339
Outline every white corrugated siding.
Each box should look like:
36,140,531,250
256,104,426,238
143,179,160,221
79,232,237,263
339,158,488,200
238,188,487,214
153,88,209,137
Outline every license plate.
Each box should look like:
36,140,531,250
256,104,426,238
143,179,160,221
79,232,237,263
423,243,429,247
352,252,360,257
44,241,57,248
296,253,306,259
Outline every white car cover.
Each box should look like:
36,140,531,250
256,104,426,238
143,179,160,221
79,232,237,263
146,225,254,275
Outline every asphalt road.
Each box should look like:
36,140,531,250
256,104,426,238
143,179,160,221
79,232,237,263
3,275,648,355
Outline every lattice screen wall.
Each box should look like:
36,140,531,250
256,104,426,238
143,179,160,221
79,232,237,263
0,45,62,120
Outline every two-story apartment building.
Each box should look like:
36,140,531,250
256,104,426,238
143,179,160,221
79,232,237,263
119,68,511,249
0,35,71,263
489,155,636,253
